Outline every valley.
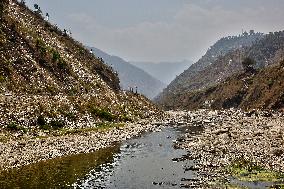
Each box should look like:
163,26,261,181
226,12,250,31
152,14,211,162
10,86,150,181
0,0,283,189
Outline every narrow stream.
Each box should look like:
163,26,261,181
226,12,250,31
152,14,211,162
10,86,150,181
73,127,197,188
0,126,199,189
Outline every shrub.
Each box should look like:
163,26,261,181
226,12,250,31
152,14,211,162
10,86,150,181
37,115,46,126
50,120,65,129
6,122,19,131
242,57,256,72
52,51,60,62
90,107,116,121
66,112,76,121
6,122,27,133
58,60,68,70
0,75,5,83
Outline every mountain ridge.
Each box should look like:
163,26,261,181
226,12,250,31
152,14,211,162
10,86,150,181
87,46,166,99
156,30,284,110
155,32,265,105
130,60,193,85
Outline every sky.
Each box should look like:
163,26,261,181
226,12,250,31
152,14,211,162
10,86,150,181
24,0,284,62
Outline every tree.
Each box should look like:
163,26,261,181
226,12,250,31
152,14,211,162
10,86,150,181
242,57,256,72
34,4,39,10
34,4,42,14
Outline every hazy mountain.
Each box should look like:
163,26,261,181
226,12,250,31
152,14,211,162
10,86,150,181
88,47,166,99
130,60,193,85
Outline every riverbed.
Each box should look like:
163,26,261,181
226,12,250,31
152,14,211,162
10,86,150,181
1,110,283,189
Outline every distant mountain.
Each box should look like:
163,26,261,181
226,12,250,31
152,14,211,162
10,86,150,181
88,47,166,99
130,60,193,85
155,32,265,106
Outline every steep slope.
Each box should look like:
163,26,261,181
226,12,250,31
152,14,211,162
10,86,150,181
157,30,284,110
169,61,284,110
130,60,193,85
0,0,160,128
156,33,264,104
88,47,166,99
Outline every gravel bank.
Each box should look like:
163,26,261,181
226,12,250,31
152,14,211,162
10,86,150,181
170,109,284,188
0,120,163,171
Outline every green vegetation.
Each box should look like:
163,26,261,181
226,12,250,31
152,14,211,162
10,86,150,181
0,75,5,83
227,159,284,182
90,107,117,122
55,122,125,136
39,120,65,130
118,114,132,122
51,50,60,62
6,122,27,133
36,38,47,56
37,115,65,130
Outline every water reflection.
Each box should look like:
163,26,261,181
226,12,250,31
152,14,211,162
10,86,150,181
0,146,120,189
74,127,195,188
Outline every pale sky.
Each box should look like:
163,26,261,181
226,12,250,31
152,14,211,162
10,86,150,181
25,0,284,62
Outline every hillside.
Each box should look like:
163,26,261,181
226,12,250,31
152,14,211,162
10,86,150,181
155,32,264,104
130,60,193,85
0,0,160,129
157,30,284,110
88,47,166,99
167,61,284,110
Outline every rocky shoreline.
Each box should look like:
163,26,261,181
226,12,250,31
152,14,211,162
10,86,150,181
0,119,164,171
170,109,284,188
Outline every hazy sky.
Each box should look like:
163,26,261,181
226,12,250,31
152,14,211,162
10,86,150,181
24,0,284,62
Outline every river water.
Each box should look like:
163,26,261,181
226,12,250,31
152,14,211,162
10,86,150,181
0,126,199,189
73,127,198,189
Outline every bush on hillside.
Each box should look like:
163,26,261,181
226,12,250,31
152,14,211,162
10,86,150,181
242,57,256,72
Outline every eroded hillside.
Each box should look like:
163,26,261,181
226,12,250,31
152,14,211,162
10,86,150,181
0,0,160,128
164,61,284,111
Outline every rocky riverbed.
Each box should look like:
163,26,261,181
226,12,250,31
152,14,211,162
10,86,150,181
169,109,284,188
1,109,283,189
0,119,164,171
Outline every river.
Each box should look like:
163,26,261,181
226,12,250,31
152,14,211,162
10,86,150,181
0,126,201,188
